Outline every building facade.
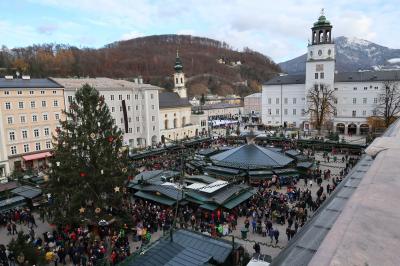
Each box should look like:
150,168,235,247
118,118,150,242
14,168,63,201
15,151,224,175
262,12,400,134
0,77,65,175
244,93,262,115
54,78,161,148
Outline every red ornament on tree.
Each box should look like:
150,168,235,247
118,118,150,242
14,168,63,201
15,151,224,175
108,136,113,143
80,172,86,177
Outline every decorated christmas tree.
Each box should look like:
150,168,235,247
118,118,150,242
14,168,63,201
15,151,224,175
48,84,129,226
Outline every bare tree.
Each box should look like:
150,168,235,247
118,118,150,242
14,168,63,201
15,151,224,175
374,80,400,128
306,84,336,134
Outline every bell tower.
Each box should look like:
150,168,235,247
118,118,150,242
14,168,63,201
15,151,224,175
173,49,187,98
305,9,335,93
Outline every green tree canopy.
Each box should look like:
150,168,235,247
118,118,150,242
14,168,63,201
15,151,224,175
48,84,129,226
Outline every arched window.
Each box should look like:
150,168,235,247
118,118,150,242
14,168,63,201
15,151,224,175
182,117,186,127
180,78,183,84
173,118,178,128
164,119,168,129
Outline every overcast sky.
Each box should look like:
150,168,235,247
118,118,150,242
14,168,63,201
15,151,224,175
1,0,399,62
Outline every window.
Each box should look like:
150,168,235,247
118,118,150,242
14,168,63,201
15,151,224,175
40,90,45,94
374,86,378,90
68,96,73,103
136,117,139,122
119,106,122,112
362,110,367,116
334,98,338,104
17,90,22,95
18,102,24,109
128,106,131,111
32,115,37,122
119,95,122,100
372,110,377,115
334,87,338,91
7,116,13,124
10,146,17,155
353,98,357,104
127,95,130,100
135,94,138,100
5,102,11,110
9,131,15,141
320,72,324,79
44,128,50,136
374,98,378,104
4,91,9,95
128,117,132,122
334,108,337,117
20,115,26,123
364,87,368,90
46,141,51,149
31,101,35,108
315,73,318,79
34,129,40,137
284,98,288,104
128,128,132,133
55,113,60,120
110,95,114,100
153,126,156,131
53,100,59,107
353,87,357,91
152,105,155,110
152,116,155,121
284,109,288,115
136,105,138,110
35,142,41,151
52,90,57,94
276,98,279,104
151,94,154,99
111,107,115,112
352,110,356,117
314,84,319,91
301,109,305,116
43,114,48,121
30,91,34,95
293,109,297,115
120,118,123,124
22,130,28,139
136,127,140,133
42,101,47,107
268,98,271,104
24,144,29,153
276,109,279,115
268,109,271,115
363,98,367,104
293,98,297,104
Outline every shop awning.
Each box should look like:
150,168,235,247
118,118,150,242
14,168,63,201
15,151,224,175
223,189,257,209
134,191,176,206
11,185,42,199
22,151,52,161
199,203,219,211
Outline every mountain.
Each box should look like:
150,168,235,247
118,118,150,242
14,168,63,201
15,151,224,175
0,35,281,97
279,36,400,74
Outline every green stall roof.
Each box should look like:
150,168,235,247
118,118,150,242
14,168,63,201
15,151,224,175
134,191,176,206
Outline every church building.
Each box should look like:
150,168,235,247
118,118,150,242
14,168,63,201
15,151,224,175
262,11,400,135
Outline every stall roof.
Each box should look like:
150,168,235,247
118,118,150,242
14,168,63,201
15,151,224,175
297,162,314,169
205,165,240,175
223,189,256,209
134,191,176,206
141,185,184,201
185,175,218,184
0,196,26,210
0,182,18,193
11,185,42,199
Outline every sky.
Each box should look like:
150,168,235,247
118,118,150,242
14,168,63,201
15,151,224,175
0,0,399,62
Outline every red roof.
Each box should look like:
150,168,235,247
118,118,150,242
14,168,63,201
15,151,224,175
22,151,52,161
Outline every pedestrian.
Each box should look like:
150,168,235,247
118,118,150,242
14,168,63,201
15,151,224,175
11,223,17,235
309,180,313,187
268,227,274,243
7,223,11,235
274,229,280,244
253,242,260,254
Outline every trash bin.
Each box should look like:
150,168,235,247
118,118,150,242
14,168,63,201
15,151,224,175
241,227,249,239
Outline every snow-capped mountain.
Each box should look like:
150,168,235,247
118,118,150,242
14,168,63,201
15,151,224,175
279,36,400,74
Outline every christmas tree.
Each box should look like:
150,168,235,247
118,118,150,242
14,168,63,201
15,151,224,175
48,84,129,226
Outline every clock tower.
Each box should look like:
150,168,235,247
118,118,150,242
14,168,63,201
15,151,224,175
305,9,335,93
173,49,187,98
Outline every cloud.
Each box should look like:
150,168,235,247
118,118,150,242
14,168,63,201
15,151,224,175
36,24,58,35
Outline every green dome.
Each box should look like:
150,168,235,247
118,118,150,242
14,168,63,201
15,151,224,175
313,14,331,27
174,56,183,72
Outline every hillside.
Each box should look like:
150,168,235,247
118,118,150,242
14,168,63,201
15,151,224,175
0,35,281,96
279,36,400,74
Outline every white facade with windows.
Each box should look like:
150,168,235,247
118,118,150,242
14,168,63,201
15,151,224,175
54,78,161,149
262,13,400,134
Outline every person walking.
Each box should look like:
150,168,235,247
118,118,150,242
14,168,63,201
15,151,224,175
11,223,17,235
268,227,274,243
274,229,280,244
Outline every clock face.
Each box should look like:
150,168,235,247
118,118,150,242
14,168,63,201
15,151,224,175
318,50,322,56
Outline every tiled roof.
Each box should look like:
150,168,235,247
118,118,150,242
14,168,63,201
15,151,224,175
0,78,62,88
159,92,191,108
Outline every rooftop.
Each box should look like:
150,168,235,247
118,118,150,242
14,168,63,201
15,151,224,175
0,78,62,88
52,77,160,91
192,102,243,111
159,92,192,109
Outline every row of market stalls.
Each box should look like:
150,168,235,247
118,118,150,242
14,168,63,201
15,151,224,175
0,182,43,212
127,170,257,212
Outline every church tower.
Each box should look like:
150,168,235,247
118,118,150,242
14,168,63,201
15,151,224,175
173,49,187,98
305,9,335,93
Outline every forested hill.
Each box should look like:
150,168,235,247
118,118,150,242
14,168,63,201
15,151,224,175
0,35,281,97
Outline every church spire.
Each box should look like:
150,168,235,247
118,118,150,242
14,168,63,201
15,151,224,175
311,9,333,45
174,48,183,72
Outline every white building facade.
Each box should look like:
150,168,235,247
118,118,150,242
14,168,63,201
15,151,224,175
262,12,400,134
54,78,161,148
